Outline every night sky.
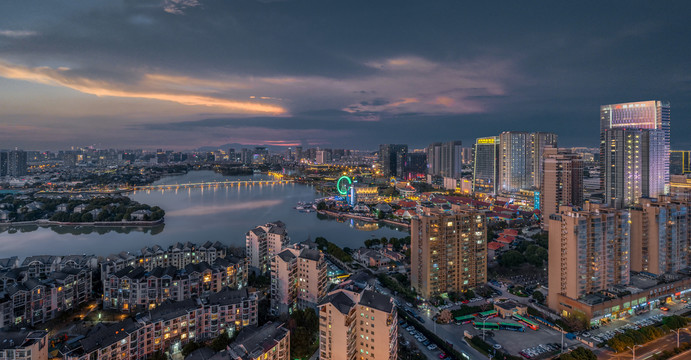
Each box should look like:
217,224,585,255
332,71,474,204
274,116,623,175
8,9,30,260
1,0,690,150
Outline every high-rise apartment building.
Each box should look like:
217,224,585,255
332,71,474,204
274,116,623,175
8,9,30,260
547,203,630,310
0,151,7,176
499,132,557,192
473,137,500,194
630,196,691,275
670,150,691,175
318,289,397,360
540,147,584,229
601,128,666,208
411,209,487,299
270,244,327,314
379,144,408,177
246,221,289,273
402,152,427,180
427,140,463,178
7,150,27,177
531,132,560,189
461,147,473,165
600,101,670,207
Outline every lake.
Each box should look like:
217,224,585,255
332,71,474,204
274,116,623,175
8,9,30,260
0,171,408,259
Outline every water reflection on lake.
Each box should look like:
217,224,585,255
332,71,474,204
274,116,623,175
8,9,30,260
0,171,408,258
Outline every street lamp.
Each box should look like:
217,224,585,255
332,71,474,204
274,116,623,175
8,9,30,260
627,344,643,360
554,323,564,354
674,327,689,348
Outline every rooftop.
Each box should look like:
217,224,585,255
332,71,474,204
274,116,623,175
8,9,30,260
229,322,289,360
358,289,394,313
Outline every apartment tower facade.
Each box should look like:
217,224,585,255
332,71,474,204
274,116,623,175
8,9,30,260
318,289,397,360
540,147,584,229
547,203,630,311
630,196,691,275
411,209,487,299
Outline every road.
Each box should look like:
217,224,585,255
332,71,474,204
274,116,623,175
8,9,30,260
600,329,691,360
373,280,487,360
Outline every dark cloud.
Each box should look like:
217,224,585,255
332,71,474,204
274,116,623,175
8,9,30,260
0,0,690,149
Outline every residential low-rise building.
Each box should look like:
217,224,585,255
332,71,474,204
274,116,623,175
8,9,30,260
100,241,231,282
224,322,290,360
63,288,258,360
0,267,93,327
0,329,48,360
103,257,246,313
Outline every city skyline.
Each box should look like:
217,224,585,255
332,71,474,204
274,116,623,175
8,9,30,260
1,1,690,150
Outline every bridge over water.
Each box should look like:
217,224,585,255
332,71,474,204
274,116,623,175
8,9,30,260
128,179,293,191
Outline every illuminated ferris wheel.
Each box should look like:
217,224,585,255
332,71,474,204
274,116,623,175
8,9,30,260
336,176,352,195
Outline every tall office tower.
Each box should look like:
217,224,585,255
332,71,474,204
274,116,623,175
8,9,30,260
426,141,463,178
531,132,560,189
245,221,289,273
601,128,666,208
498,132,558,192
295,146,303,162
600,101,670,204
540,147,584,229
8,150,27,177
403,152,427,180
0,151,7,176
472,137,500,194
270,244,327,314
411,209,487,299
379,144,408,177
670,150,691,175
547,203,630,311
318,289,397,360
630,196,691,275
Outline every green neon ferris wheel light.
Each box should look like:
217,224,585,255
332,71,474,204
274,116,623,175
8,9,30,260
337,176,352,195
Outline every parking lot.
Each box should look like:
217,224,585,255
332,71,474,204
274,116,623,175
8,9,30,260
460,320,579,358
581,300,690,345
399,322,447,359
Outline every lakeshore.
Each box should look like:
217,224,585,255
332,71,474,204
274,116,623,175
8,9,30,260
0,171,407,258
317,210,411,228
0,218,164,227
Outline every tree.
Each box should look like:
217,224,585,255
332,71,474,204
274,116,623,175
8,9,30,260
563,311,589,332
149,351,167,360
181,342,202,357
499,250,525,267
210,332,232,352
532,291,545,304
437,309,453,324
464,289,476,300
662,315,689,330
288,308,319,359
557,347,597,360
316,201,327,211
524,245,548,267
